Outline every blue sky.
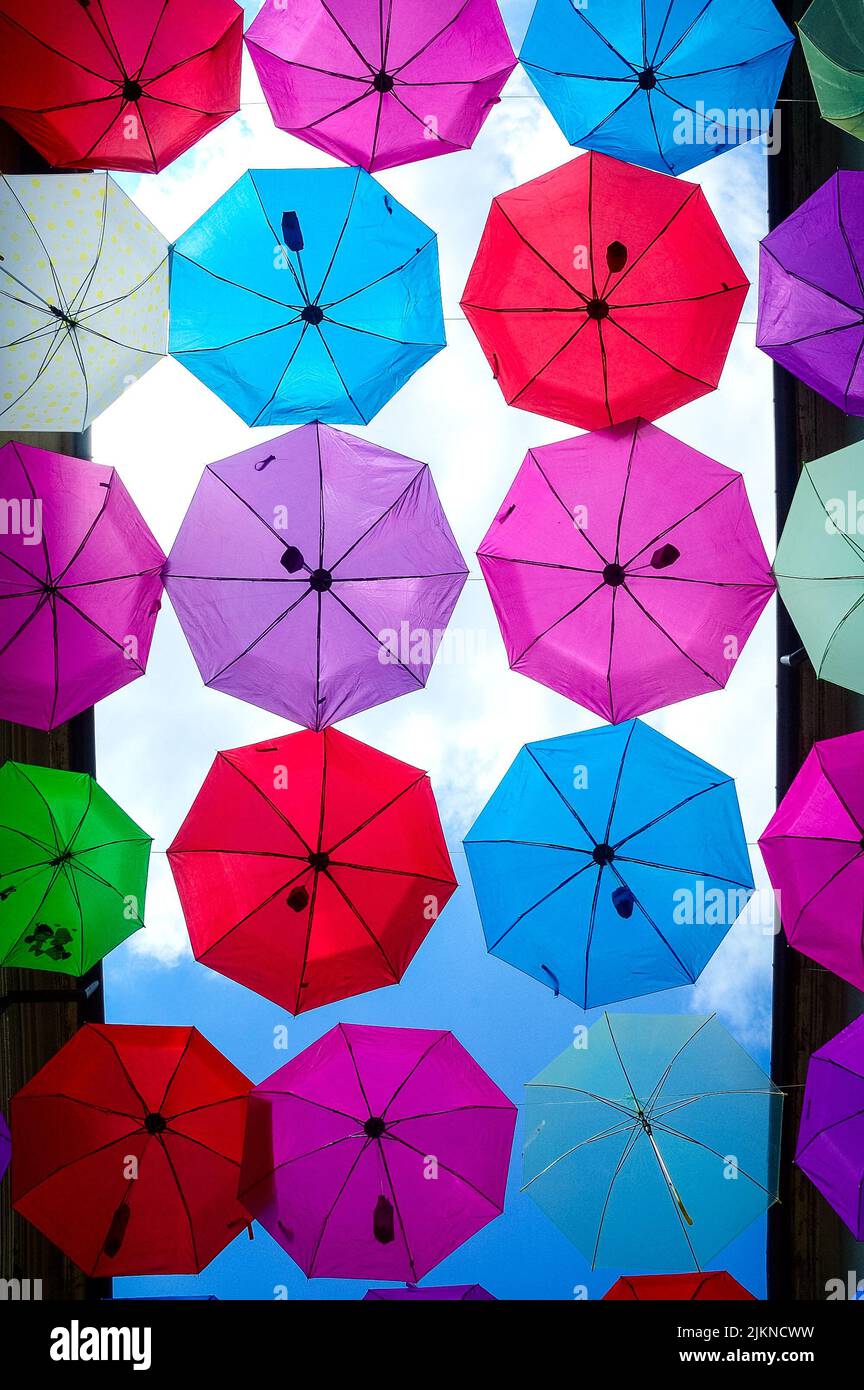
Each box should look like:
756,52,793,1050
95,0,777,1300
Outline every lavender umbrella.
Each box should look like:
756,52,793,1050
795,1014,864,1238
757,171,864,412
165,423,467,729
0,442,164,731
0,1111,9,1183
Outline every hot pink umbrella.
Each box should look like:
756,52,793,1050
245,0,516,172
478,419,774,723
239,1023,516,1281
760,730,864,990
0,442,164,731
363,1284,495,1299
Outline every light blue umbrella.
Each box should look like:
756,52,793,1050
520,0,794,175
464,720,753,1009
169,166,445,426
523,1013,782,1270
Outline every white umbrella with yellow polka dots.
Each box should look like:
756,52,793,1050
0,171,168,432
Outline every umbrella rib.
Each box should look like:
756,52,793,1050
759,242,864,318
0,328,70,424
311,166,364,308
622,477,739,568
837,170,864,306
13,765,62,851
318,0,376,75
581,863,607,1006
604,313,716,390
132,0,171,83
798,1107,864,1163
466,836,592,854
612,779,729,852
205,588,313,685
326,861,405,984
609,861,697,984
92,1027,151,1114
843,332,864,413
512,580,607,666
0,9,117,82
817,590,864,680
12,1124,147,1210
339,1023,378,1118
327,588,425,687
385,1129,504,1212
246,172,307,306
53,589,146,672
0,821,56,856
315,324,367,422
605,586,618,721
319,314,442,349
249,321,312,427
206,467,297,551
493,200,586,303
219,756,312,855
307,1140,374,1278
319,235,439,313
801,462,864,566
649,0,676,66
525,745,599,846
330,466,426,569
64,326,91,432
604,185,701,299
88,0,126,76
68,173,110,317
527,450,609,566
783,848,863,942
521,1119,639,1191
570,5,640,75
656,0,718,68
641,1016,718,1115
54,472,113,586
510,315,594,405
0,590,49,664
332,860,455,888
488,859,596,952
619,582,725,686
170,250,302,315
327,773,428,856
523,1081,639,1118
1,175,67,310
155,1029,195,1116
0,860,72,968
645,87,676,173
139,25,243,86
615,854,752,890
381,1032,448,1119
155,1133,201,1272
376,1139,419,1283
390,0,472,76
387,1102,514,1127
659,44,795,82
589,1124,646,1269
649,1117,778,1200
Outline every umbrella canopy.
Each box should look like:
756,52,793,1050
604,1271,755,1300
0,1111,9,1184
0,762,151,975
0,0,242,173
169,166,445,427
800,0,864,143
363,1284,495,1300
0,172,168,433
773,439,864,695
239,1022,516,1280
461,152,748,429
464,720,753,1009
478,419,774,723
12,1024,251,1276
760,730,864,991
168,728,457,1014
0,442,164,731
246,0,516,173
523,1013,782,1270
165,422,467,729
520,0,793,175
757,172,864,413
795,1013,864,1238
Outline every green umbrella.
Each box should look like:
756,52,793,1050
775,440,864,694
800,0,864,142
0,762,150,974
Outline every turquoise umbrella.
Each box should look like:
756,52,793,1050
523,1013,782,1270
774,439,864,694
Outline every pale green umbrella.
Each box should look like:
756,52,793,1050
800,0,864,142
775,439,864,693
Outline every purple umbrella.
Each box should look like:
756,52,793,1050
796,1013,864,1238
757,171,864,413
165,423,467,729
238,1023,516,1281
0,1111,9,1183
363,1285,495,1300
0,442,164,731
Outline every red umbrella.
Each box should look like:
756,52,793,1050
12,1024,251,1277
0,1,242,173
168,728,457,1014
604,1272,756,1301
462,151,748,429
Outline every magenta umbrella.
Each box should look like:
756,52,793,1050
478,419,774,723
0,443,164,731
760,730,864,991
363,1284,494,1299
165,423,467,729
245,0,516,172
239,1023,516,1281
795,1014,864,1238
0,1110,9,1184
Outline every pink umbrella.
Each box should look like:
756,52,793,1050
245,0,516,172
760,730,864,990
239,1023,516,1281
0,442,164,731
478,419,774,723
363,1284,495,1299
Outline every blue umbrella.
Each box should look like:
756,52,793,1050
169,167,445,426
464,720,753,1008
519,0,794,175
523,1013,782,1270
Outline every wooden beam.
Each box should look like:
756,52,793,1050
768,1,864,1301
